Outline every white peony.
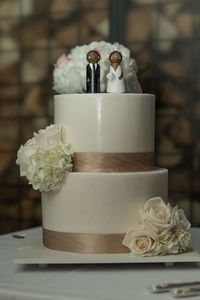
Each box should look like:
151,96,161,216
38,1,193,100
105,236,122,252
53,41,142,94
16,125,74,192
140,197,175,233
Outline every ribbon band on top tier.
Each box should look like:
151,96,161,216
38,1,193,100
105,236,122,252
73,152,154,172
43,228,129,254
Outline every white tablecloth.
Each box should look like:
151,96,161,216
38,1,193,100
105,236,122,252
0,227,199,300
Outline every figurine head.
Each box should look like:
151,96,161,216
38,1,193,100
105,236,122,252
86,50,101,64
109,51,122,64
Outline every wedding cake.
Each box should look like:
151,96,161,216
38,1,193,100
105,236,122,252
16,41,191,256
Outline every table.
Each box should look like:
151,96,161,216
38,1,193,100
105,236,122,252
0,227,200,300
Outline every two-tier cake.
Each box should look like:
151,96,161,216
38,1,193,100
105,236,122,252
16,41,191,256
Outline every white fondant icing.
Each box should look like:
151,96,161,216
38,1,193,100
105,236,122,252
54,94,155,152
42,168,168,234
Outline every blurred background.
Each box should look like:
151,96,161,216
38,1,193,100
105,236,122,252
0,0,200,234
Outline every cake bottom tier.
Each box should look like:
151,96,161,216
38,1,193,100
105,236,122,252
42,168,168,253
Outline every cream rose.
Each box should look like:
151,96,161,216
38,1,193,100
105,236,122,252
16,125,74,192
122,225,159,256
140,197,175,233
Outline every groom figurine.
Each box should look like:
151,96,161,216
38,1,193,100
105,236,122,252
86,50,101,93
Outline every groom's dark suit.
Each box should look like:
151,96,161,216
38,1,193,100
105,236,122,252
86,63,100,93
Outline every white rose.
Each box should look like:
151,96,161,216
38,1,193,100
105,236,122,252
122,225,159,256
140,197,175,233
34,124,67,150
16,138,37,176
172,206,191,231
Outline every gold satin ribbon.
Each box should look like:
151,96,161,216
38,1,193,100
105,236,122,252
73,152,154,172
43,228,129,254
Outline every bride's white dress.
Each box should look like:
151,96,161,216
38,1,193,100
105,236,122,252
106,65,125,93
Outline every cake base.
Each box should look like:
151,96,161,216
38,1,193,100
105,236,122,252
15,228,200,265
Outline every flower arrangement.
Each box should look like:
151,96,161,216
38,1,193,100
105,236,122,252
53,41,142,94
16,125,74,192
122,197,192,256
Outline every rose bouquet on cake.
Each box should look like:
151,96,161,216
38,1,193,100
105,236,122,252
122,197,192,256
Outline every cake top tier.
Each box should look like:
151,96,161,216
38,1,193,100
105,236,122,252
53,41,142,94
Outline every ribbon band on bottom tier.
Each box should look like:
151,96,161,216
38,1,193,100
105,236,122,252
73,152,154,172
43,228,129,254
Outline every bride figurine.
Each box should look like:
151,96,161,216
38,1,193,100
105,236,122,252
106,51,125,93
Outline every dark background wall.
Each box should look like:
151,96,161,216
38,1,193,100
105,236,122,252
0,0,200,233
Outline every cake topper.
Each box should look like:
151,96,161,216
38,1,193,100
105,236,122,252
106,50,125,93
53,41,142,94
86,50,101,93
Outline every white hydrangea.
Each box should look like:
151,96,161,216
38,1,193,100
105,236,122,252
16,125,74,192
53,61,83,94
158,228,192,255
53,41,142,94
